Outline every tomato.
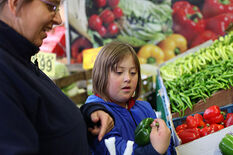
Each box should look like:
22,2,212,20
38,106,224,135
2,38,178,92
113,7,123,19
88,15,102,31
97,26,107,37
94,0,106,8
108,0,119,8
100,9,115,25
107,23,118,36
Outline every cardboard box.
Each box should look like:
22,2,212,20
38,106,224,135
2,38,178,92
175,125,233,155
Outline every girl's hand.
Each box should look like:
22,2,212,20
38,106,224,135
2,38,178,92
150,118,171,154
89,110,114,141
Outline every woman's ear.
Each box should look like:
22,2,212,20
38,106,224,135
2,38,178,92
8,0,20,15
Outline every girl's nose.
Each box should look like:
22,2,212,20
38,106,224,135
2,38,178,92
124,73,130,82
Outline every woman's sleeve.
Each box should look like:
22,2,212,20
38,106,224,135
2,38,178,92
80,102,115,128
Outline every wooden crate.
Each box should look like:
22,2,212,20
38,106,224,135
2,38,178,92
54,67,92,105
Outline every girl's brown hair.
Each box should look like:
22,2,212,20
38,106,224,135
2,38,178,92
92,41,142,102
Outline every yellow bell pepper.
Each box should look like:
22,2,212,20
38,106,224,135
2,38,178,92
158,34,187,61
137,44,165,65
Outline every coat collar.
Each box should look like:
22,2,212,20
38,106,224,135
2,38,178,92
0,20,39,62
95,94,136,110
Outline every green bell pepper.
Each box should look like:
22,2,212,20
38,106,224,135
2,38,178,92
219,133,233,155
134,118,154,146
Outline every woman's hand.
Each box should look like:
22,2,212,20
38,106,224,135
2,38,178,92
150,118,171,154
89,110,114,141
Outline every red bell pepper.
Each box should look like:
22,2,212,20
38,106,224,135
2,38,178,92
191,30,219,47
194,113,206,128
203,105,224,124
224,113,233,127
172,1,192,12
206,13,233,36
200,124,224,137
202,0,233,18
176,123,188,132
186,115,198,128
172,1,205,44
200,126,211,137
178,128,200,144
209,124,224,132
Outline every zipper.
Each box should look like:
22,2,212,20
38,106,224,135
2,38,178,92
129,110,137,127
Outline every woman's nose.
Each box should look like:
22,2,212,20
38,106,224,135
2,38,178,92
53,11,62,25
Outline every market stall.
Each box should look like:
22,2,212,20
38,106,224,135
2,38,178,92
34,0,233,154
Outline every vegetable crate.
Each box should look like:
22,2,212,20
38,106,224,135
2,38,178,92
156,41,213,143
173,104,233,146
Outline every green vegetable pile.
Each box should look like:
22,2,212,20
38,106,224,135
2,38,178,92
160,32,233,115
118,0,173,47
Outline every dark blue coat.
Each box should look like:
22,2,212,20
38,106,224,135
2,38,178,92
0,20,106,155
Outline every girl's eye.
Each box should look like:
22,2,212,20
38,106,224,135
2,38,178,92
116,71,122,75
131,70,137,74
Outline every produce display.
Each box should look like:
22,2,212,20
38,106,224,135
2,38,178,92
65,0,233,65
85,0,173,47
219,133,233,155
117,0,173,46
176,105,233,144
172,0,233,48
160,32,233,115
52,62,84,97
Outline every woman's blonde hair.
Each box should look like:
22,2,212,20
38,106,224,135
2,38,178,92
92,41,142,101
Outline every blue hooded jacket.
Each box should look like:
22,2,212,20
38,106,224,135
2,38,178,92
86,95,162,155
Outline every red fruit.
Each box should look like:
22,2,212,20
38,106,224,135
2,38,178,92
107,23,118,36
97,26,107,37
94,0,106,8
108,0,119,8
113,7,123,19
88,14,102,31
71,37,93,63
100,9,115,25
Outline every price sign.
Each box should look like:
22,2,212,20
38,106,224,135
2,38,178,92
83,47,102,70
31,51,56,77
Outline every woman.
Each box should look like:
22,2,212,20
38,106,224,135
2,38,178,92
0,0,114,154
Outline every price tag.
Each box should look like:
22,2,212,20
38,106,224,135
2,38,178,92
83,47,102,70
31,51,56,77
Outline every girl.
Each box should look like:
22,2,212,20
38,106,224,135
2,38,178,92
86,41,172,155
